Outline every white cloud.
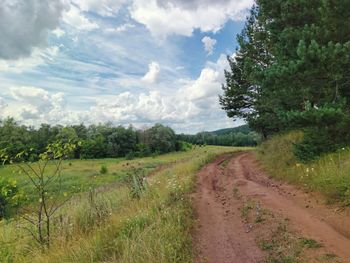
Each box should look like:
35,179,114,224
105,23,135,33
0,98,7,113
71,0,127,17
2,86,79,125
63,5,99,31
142,61,160,84
0,46,61,73
202,36,217,55
0,0,68,60
130,0,253,37
52,28,65,38
0,54,233,131
86,54,230,129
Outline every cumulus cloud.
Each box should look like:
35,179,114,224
88,54,230,127
202,36,217,55
10,87,63,113
142,62,160,84
0,54,231,131
130,0,253,37
0,0,67,60
1,86,68,124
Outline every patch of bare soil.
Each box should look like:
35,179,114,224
192,152,350,263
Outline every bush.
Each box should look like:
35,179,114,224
176,141,192,152
286,105,350,161
0,178,19,218
257,131,350,204
100,165,108,174
125,152,135,160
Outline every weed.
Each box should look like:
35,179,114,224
126,167,147,199
125,152,135,160
100,164,108,174
319,253,338,262
258,240,274,251
300,238,322,248
232,186,240,199
220,159,229,168
241,200,254,220
257,131,350,205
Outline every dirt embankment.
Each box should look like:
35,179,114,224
192,152,350,263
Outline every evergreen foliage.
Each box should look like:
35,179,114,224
220,0,350,159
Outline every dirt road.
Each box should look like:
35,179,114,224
192,152,350,263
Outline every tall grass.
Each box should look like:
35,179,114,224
0,146,243,263
257,131,350,205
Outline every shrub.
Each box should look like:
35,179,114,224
176,141,192,152
125,152,135,160
100,165,108,174
0,178,19,218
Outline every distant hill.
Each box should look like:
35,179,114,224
210,124,251,136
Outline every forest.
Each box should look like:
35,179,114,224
0,118,257,163
220,0,350,161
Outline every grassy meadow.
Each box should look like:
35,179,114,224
0,146,245,263
256,131,350,205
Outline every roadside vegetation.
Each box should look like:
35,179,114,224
0,146,241,262
257,131,350,205
220,0,350,161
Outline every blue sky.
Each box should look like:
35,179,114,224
0,0,252,133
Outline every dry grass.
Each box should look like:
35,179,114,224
256,131,350,205
0,146,245,263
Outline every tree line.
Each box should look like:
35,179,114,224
220,0,350,160
178,130,259,147
0,118,180,162
0,119,257,163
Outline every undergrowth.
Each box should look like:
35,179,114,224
256,131,350,205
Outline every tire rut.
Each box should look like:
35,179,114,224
193,152,350,263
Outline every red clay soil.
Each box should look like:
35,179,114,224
192,152,350,263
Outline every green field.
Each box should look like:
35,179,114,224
0,146,246,263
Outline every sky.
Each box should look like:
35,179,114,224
0,0,253,134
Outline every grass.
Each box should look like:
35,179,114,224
0,147,229,207
256,131,350,205
299,238,322,249
0,145,245,263
240,197,321,263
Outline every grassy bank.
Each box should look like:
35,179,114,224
256,131,350,205
0,146,244,263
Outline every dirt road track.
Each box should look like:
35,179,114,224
192,152,350,263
